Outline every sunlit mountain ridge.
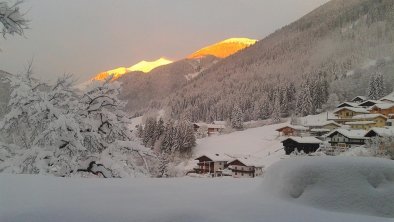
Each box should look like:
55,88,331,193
92,37,257,81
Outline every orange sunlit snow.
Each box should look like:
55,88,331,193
93,58,173,81
187,38,257,59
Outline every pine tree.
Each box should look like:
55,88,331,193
271,91,281,123
231,105,244,130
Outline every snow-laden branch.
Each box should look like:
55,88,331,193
0,0,29,37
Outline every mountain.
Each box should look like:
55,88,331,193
165,0,394,122
93,58,173,81
187,38,257,59
111,38,257,114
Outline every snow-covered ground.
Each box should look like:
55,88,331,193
1,157,393,222
183,122,288,171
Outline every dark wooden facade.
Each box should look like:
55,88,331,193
282,138,321,155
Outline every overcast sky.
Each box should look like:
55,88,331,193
0,0,329,82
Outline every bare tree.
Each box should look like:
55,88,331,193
0,0,29,38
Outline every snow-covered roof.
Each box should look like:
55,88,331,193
352,114,387,120
282,137,322,144
371,103,394,110
276,125,308,131
311,128,331,132
359,100,385,107
351,96,367,102
336,102,359,108
366,127,394,137
305,120,341,127
212,121,226,125
194,122,225,129
365,127,394,137
334,107,369,114
195,153,233,162
345,121,375,125
327,129,367,139
379,92,394,102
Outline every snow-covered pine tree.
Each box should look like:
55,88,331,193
367,73,378,100
271,90,281,123
231,105,243,130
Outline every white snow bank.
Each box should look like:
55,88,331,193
1,157,392,222
263,157,394,218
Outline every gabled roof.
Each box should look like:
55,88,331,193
365,127,394,137
334,107,369,114
281,137,322,144
326,129,367,139
336,102,359,108
276,125,308,132
352,114,388,120
351,96,367,102
359,100,384,107
380,92,394,102
195,153,233,162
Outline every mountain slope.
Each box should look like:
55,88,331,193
166,0,394,122
93,58,173,81
187,38,257,59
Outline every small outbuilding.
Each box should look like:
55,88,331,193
276,125,308,136
281,137,322,155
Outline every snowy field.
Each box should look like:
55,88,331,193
1,157,393,222
184,122,288,170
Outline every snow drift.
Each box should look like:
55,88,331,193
263,157,394,218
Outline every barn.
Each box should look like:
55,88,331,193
281,137,322,155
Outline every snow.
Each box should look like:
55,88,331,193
0,157,393,222
191,123,288,170
334,107,370,114
263,157,394,218
372,103,394,110
276,124,308,131
299,112,336,126
353,113,387,119
366,127,394,137
284,137,322,144
345,121,375,125
380,92,394,103
327,129,367,139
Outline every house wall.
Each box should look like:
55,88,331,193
231,165,255,178
329,134,365,147
349,124,374,130
371,107,394,117
336,110,365,119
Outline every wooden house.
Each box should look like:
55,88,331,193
193,123,225,136
370,103,394,117
226,159,262,178
350,114,388,128
345,121,376,130
351,96,367,103
333,107,369,123
281,137,322,155
194,154,231,177
275,125,308,136
326,129,367,148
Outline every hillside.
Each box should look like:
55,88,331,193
166,0,394,122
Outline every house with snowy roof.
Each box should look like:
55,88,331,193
370,103,394,117
226,158,263,178
348,114,388,129
193,122,225,136
281,137,322,155
326,129,367,148
332,107,369,123
364,127,394,138
194,154,232,177
275,125,308,136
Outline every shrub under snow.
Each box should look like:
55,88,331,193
262,156,394,218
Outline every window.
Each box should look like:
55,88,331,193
235,172,237,175
241,173,244,176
